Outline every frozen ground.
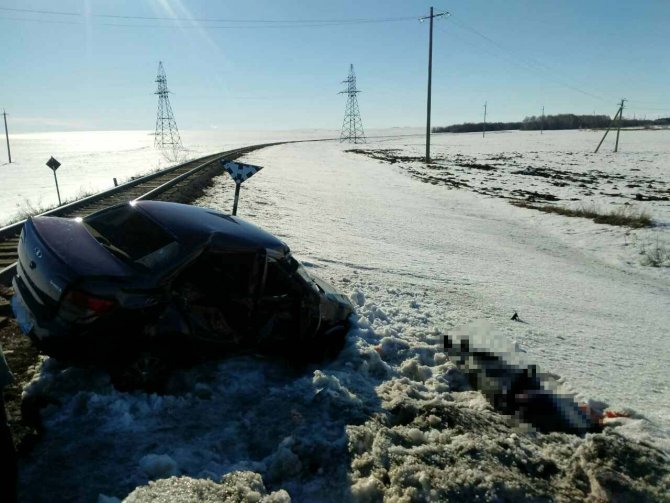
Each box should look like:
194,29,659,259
14,129,670,501
360,129,670,272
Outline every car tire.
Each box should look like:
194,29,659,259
298,324,348,363
110,351,171,393
109,332,187,393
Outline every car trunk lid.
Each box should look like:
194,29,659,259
17,217,133,310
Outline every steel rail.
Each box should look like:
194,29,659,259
134,142,281,202
0,152,222,238
0,143,277,285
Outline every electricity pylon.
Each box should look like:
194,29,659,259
339,64,366,143
154,61,183,159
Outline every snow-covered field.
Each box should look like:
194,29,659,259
0,129,343,226
203,129,670,426
11,129,670,501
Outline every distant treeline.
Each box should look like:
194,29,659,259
433,114,670,133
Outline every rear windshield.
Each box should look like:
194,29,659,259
84,204,177,266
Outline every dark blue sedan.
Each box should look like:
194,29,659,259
12,201,352,387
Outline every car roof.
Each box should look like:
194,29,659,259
130,201,289,255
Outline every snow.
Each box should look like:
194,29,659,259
200,130,670,427
0,129,342,226
121,472,291,503
8,128,670,500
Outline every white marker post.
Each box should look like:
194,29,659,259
220,160,263,216
46,156,62,206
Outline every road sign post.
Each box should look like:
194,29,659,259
220,160,263,216
46,156,62,206
232,183,242,215
2,110,11,164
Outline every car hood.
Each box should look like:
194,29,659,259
31,217,133,278
312,274,352,306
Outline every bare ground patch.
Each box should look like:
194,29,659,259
510,201,653,228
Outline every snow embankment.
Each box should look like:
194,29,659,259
19,289,670,502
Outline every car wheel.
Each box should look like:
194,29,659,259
299,324,348,363
110,351,170,393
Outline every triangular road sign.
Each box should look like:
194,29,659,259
221,160,263,184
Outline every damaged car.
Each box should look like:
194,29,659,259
11,201,353,386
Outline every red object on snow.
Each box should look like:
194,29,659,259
578,404,630,427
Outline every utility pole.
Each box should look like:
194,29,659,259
482,101,487,138
540,105,544,135
2,110,11,163
614,99,626,153
595,99,626,153
421,7,448,163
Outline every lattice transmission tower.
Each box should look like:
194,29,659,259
339,64,366,143
154,61,183,159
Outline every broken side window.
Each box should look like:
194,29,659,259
263,258,301,297
174,251,260,340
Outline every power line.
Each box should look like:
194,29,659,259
0,15,376,29
449,17,589,84
0,15,420,30
439,17,613,103
625,104,670,112
623,98,669,107
0,7,417,26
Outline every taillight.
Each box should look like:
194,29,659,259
59,290,117,323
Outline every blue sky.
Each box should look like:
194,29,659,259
1,0,669,132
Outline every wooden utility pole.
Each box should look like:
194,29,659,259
595,99,626,153
614,99,626,153
2,110,11,163
483,101,487,138
421,7,448,163
540,105,544,135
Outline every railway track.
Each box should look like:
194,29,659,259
0,143,279,286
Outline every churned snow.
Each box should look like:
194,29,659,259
8,128,670,501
